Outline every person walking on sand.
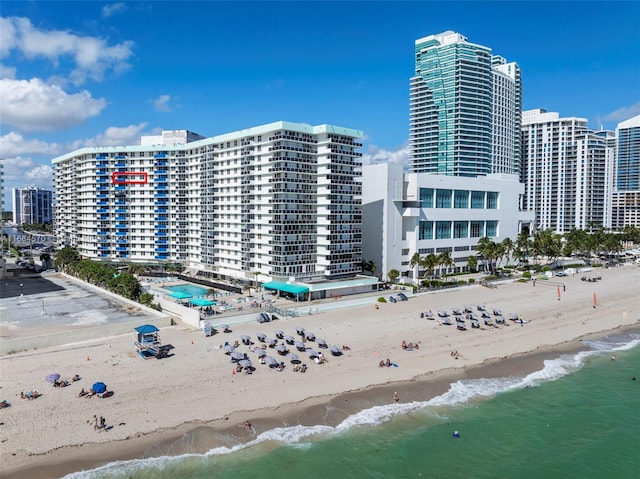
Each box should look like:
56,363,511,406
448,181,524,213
393,392,399,402
244,420,252,432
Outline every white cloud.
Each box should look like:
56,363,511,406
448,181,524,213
0,63,17,79
0,131,62,157
102,2,128,18
1,16,134,84
361,143,409,168
1,157,54,192
81,123,149,147
152,94,174,112
0,78,106,132
603,101,640,123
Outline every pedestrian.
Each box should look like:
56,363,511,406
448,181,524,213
563,283,566,292
244,420,252,431
93,415,98,430
393,392,399,402
611,355,616,361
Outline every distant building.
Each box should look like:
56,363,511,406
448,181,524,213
361,162,534,283
521,109,614,233
52,121,364,285
409,31,522,176
12,187,53,225
612,114,640,229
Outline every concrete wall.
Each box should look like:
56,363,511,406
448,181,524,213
0,316,173,355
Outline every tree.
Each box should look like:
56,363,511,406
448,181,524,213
387,269,400,283
466,254,478,273
409,252,422,280
53,246,80,273
501,237,514,267
437,251,455,276
421,253,439,279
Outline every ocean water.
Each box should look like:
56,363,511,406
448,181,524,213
65,332,640,479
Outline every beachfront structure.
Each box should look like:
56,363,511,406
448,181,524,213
12,187,53,225
361,162,534,283
521,109,615,233
52,122,364,284
612,115,640,229
409,31,522,176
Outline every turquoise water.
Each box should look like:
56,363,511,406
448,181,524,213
165,284,209,297
65,332,640,479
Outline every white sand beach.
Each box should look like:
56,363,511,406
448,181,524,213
1,265,639,478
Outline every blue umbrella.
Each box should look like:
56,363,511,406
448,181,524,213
92,382,107,394
45,373,60,383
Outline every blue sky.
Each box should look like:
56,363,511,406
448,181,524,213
1,1,639,207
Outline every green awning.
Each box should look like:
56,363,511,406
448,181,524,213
262,281,309,295
168,291,191,299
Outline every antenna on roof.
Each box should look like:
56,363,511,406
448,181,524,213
597,115,603,131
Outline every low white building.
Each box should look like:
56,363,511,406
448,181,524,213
361,162,534,283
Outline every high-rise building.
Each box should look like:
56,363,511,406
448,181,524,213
12,187,53,225
52,121,364,283
521,109,614,233
612,114,640,228
409,31,521,176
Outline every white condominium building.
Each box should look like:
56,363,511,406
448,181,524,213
12,187,54,225
53,121,364,284
361,162,534,283
521,109,614,233
612,114,640,229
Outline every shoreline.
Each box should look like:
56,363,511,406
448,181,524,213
1,264,639,478
5,324,639,479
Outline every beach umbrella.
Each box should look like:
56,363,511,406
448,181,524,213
265,356,278,367
45,373,60,383
287,353,300,362
296,326,305,336
220,324,230,332
284,335,295,344
255,348,267,358
329,345,342,356
230,351,244,361
295,341,306,351
275,344,288,354
304,331,316,341
274,330,285,339
224,344,235,353
92,382,107,394
256,333,267,342
239,359,252,369
240,334,251,345
308,350,319,358
317,338,327,348
268,338,278,347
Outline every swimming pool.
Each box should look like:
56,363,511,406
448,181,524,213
165,284,209,297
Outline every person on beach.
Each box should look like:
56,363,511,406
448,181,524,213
379,360,385,367
244,420,252,431
611,355,616,361
393,392,399,402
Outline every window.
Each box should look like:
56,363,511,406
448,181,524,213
454,190,469,208
470,221,483,238
453,221,468,238
471,191,485,209
419,220,433,240
486,221,498,237
435,221,451,239
486,192,498,209
435,189,452,208
419,188,433,208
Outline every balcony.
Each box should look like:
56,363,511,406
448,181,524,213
154,200,168,206
114,162,126,167
116,246,128,252
154,193,168,198
155,231,168,237
96,193,108,198
154,247,168,253
154,255,168,260
154,239,168,244
115,208,127,213
115,216,127,221
115,224,128,229
96,208,107,213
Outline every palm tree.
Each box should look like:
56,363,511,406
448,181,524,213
421,253,439,279
409,252,422,280
387,269,400,283
501,237,514,267
466,254,478,273
437,251,455,276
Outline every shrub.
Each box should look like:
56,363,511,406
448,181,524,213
468,278,475,284
522,271,532,279
377,297,387,303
